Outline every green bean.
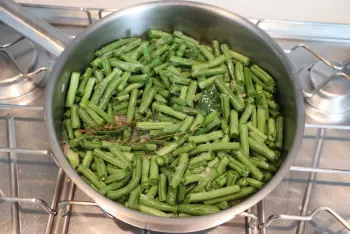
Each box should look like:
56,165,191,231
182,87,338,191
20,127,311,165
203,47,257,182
77,165,106,190
251,157,277,172
189,113,205,133
114,102,129,112
203,111,219,126
169,55,200,67
154,94,167,104
189,152,215,166
212,40,221,57
229,50,250,65
109,59,142,72
77,108,96,127
146,185,158,199
185,81,197,107
172,141,196,156
90,70,119,105
65,72,80,107
234,149,263,181
247,122,268,141
189,130,224,143
198,75,220,89
85,107,105,125
71,105,81,129
153,102,187,120
189,142,240,155
275,116,284,149
234,62,245,85
82,151,93,168
173,31,199,46
173,104,205,116
136,122,173,130
220,44,235,80
87,102,112,123
109,146,132,169
166,186,177,206
106,166,126,176
134,204,170,217
95,156,108,181
187,185,240,203
80,140,102,149
77,68,92,96
138,87,156,114
158,70,171,89
245,177,264,189
263,172,273,182
107,154,142,200
95,38,137,56
171,97,187,106
244,67,256,97
93,149,128,169
239,104,255,124
111,39,142,57
116,72,131,91
158,174,168,202
237,178,248,187
150,44,169,59
178,116,194,132
176,43,187,57
248,137,276,162
217,156,230,175
229,110,239,138
167,72,191,86
192,65,226,77
148,30,170,38
178,204,220,216
239,124,249,157
267,118,276,141
127,185,141,209
226,171,239,186
126,89,138,123
215,77,245,112
191,168,218,193
131,144,157,152
149,156,159,186
66,149,79,169
140,194,177,213
250,65,275,85
204,186,257,205
170,153,188,189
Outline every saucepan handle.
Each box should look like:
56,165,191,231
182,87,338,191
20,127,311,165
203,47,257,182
0,0,71,57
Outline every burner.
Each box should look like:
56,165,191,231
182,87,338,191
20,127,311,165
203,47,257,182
299,61,350,124
0,23,53,102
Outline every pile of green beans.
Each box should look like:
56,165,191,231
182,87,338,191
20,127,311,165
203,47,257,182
62,29,284,217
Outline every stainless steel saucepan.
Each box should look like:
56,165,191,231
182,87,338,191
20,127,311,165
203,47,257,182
0,0,305,232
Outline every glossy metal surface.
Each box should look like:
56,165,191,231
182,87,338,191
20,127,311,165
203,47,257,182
0,0,69,57
0,1,304,232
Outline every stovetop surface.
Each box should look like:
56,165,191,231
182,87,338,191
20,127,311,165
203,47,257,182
1,4,350,234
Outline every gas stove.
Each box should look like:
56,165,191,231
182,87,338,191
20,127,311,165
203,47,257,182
1,4,350,234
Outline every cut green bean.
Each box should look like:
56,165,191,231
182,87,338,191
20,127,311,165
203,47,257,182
187,185,240,203
275,116,284,149
65,72,80,107
158,174,167,202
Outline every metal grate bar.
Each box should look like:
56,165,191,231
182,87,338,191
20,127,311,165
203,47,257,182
45,168,64,234
7,115,20,234
297,128,325,234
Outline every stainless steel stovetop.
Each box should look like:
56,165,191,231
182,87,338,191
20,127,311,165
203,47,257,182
1,4,350,234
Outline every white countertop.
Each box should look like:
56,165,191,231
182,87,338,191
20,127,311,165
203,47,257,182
17,0,350,24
